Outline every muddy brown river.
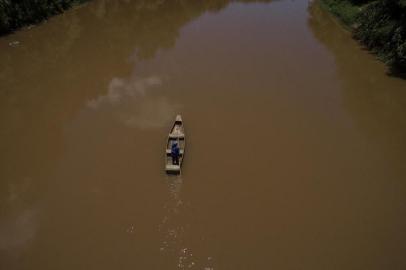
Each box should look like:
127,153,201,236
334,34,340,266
1,0,406,269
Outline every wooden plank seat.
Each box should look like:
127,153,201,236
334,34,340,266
166,149,184,155
165,164,181,173
169,133,185,139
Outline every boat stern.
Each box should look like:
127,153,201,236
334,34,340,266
165,164,181,174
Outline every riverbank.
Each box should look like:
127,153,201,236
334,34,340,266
319,0,406,73
0,0,88,35
319,0,361,27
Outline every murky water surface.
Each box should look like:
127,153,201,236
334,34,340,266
1,0,406,269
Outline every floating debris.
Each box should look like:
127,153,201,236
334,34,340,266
9,41,20,47
126,225,135,234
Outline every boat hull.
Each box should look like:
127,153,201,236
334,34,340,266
165,115,185,174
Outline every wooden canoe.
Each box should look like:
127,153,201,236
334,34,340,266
165,115,185,174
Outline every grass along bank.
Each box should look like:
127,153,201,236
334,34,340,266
319,0,406,73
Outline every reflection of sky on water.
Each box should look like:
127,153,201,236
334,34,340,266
88,76,162,108
0,180,39,257
87,75,179,129
0,208,38,252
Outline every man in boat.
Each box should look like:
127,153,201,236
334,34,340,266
171,142,180,165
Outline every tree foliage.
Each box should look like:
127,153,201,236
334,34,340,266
354,0,406,70
0,0,85,34
321,0,406,72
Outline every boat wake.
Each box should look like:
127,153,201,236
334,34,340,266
158,176,215,269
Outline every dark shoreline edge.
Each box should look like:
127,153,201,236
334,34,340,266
318,0,406,75
0,0,89,36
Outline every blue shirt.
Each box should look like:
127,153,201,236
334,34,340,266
171,145,180,157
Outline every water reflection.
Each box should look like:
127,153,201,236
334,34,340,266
88,75,178,129
0,0,271,214
1,1,276,268
0,177,39,263
308,6,406,268
308,1,406,160
0,208,38,252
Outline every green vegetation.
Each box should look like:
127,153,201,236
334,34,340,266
319,0,361,26
0,0,87,35
320,0,406,72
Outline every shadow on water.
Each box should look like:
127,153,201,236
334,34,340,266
387,67,406,80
